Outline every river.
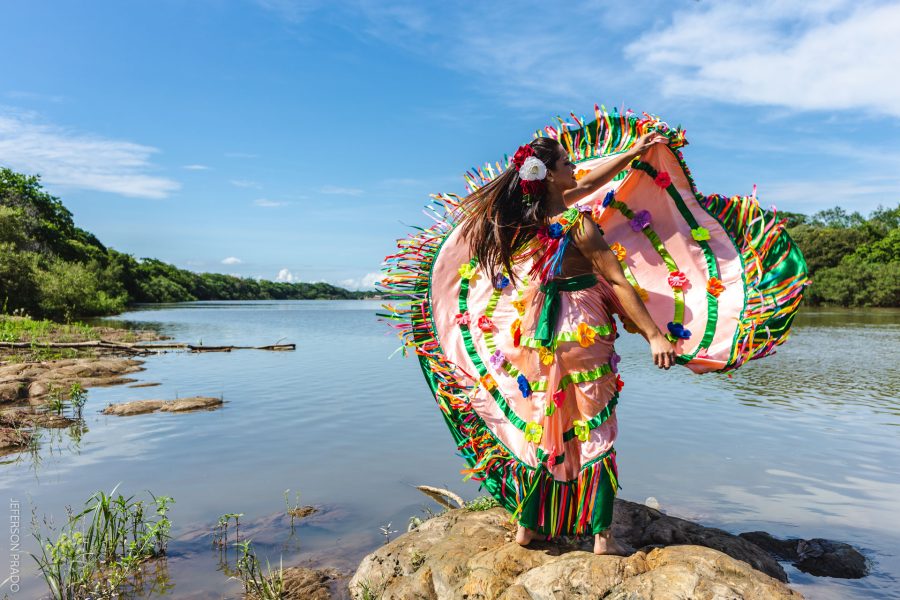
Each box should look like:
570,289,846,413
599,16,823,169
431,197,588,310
2,302,898,598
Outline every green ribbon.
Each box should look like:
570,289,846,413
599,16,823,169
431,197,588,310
535,274,598,347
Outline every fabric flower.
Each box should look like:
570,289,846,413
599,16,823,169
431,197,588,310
610,242,626,261
574,168,590,181
573,420,590,442
591,204,604,225
512,144,535,169
519,156,547,181
602,189,615,207
512,319,522,347
548,222,564,239
707,277,725,297
667,321,692,340
615,374,624,392
488,349,506,370
629,210,652,232
548,388,564,407
477,315,495,332
632,285,649,302
576,322,596,347
492,273,510,290
480,373,497,391
544,447,559,467
654,171,672,188
609,351,621,373
517,374,532,398
458,263,477,280
691,227,710,241
667,270,688,288
520,179,544,196
454,311,471,325
576,203,592,213
511,298,527,316
524,421,543,443
538,345,554,365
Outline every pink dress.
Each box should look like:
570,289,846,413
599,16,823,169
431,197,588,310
378,109,808,538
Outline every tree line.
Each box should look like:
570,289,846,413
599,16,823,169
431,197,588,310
0,168,367,321
780,204,899,307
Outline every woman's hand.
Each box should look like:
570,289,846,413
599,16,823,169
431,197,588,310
649,332,677,370
632,131,669,156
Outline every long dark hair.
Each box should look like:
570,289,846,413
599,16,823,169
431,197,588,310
458,137,561,284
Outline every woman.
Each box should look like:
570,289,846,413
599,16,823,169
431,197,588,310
379,109,806,558
457,132,675,554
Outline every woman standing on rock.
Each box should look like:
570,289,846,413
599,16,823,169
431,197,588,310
456,132,674,555
379,108,807,555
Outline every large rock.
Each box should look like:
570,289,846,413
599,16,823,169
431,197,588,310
349,502,803,600
739,531,868,579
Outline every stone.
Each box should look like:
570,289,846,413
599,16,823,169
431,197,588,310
102,399,165,416
281,566,344,600
349,502,803,600
102,397,222,416
158,396,222,412
739,531,868,579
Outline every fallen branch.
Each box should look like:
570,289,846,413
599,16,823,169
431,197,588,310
0,341,296,353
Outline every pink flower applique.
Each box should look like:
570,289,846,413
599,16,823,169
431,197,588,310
454,311,471,325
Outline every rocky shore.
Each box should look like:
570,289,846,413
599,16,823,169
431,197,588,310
333,498,865,600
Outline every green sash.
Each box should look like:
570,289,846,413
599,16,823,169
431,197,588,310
534,274,598,347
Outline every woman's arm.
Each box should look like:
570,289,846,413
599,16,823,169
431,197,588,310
570,215,677,369
563,132,669,205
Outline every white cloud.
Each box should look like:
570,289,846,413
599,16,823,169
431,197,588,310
230,179,261,188
627,1,900,117
0,107,180,198
339,271,381,290
320,184,363,196
221,257,243,265
254,198,287,207
275,268,295,282
183,164,210,171
761,175,900,211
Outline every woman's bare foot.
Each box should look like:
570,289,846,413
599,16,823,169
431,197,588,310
593,530,628,555
516,524,536,546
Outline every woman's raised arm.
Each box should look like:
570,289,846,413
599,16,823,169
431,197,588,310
571,215,677,369
562,132,669,205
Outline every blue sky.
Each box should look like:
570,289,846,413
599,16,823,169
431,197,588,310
2,1,898,289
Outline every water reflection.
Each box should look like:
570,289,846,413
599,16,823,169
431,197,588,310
721,308,900,425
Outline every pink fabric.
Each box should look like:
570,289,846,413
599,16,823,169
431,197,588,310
428,144,749,481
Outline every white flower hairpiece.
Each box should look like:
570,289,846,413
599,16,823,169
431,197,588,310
518,156,546,181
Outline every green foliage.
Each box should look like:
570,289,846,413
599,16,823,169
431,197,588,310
789,204,900,307
464,495,501,511
31,486,173,599
0,166,369,321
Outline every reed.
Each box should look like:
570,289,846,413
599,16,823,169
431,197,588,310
231,539,285,599
30,485,173,599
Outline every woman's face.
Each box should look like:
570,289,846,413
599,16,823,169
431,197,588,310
547,144,577,192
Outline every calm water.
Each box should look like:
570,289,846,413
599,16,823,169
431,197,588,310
2,302,899,599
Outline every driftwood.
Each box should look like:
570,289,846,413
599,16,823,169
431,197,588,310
0,340,295,353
